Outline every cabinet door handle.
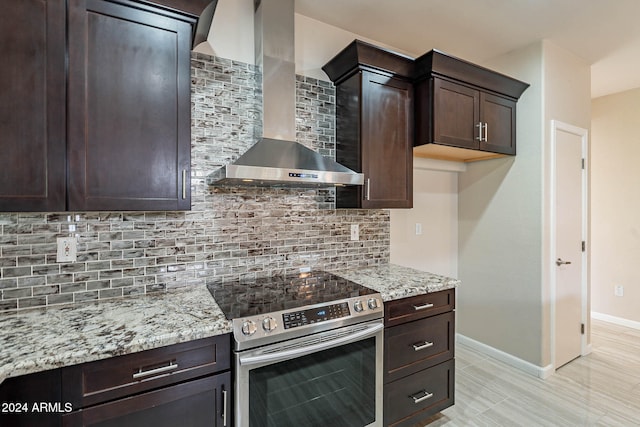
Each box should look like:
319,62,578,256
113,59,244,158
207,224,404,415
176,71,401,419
132,361,178,379
483,122,488,142
413,303,434,311
412,341,434,351
182,170,187,199
222,389,228,426
365,178,371,201
476,122,484,141
410,390,434,404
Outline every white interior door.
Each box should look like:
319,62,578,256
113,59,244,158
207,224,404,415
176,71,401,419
552,121,588,369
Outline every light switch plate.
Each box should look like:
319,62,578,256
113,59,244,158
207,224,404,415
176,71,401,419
350,224,359,241
57,237,77,263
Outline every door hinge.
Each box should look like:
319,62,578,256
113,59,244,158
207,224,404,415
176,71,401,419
581,158,585,169
582,241,585,252
581,323,585,334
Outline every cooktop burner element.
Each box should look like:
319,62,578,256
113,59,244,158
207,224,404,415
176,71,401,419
207,271,383,350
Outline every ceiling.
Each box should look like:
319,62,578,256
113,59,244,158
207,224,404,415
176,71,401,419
295,0,640,98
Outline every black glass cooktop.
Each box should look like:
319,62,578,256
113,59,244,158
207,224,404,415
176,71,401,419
207,271,377,319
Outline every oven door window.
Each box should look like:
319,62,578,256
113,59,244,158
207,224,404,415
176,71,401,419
249,337,376,427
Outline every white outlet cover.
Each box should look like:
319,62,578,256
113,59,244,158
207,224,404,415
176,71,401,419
57,237,77,263
350,224,359,241
614,285,624,297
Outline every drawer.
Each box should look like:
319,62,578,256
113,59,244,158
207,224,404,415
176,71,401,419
63,334,230,408
62,371,231,427
385,311,454,383
384,289,454,327
383,359,455,427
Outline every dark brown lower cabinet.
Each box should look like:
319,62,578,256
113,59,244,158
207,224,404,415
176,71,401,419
0,369,62,427
384,359,454,427
61,371,230,427
0,334,231,427
384,289,455,427
63,334,231,427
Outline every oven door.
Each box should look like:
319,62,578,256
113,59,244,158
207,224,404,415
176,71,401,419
235,319,383,427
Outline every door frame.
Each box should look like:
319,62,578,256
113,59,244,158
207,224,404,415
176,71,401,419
549,119,590,370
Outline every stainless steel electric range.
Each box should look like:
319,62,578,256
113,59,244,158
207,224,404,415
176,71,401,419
207,271,384,427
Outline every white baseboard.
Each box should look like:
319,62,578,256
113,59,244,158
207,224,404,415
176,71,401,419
591,312,640,330
456,334,554,379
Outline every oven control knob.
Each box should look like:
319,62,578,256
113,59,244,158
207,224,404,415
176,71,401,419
354,300,364,312
262,317,277,332
368,298,379,310
241,320,257,336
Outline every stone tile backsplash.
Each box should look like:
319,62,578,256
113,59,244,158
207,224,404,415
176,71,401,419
0,53,390,311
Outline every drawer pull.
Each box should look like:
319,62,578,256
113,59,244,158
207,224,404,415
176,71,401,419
222,389,228,426
410,390,434,404
182,170,187,199
132,361,178,379
413,303,434,311
413,341,434,351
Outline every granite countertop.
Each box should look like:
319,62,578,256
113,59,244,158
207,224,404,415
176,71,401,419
0,285,231,385
0,263,459,384
334,264,460,301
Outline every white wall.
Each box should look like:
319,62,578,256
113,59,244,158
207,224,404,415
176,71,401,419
458,42,545,366
591,88,640,323
195,0,254,61
542,41,592,361
457,41,590,370
390,159,464,278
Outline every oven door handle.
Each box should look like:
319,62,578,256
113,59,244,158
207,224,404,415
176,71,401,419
239,323,384,367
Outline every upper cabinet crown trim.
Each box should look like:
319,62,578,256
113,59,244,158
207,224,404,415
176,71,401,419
322,39,415,83
120,0,216,47
132,0,212,18
414,49,530,100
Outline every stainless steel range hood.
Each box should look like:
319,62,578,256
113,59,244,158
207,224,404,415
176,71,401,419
208,0,363,188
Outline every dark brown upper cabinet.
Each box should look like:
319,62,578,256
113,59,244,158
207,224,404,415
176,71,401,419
67,0,194,211
413,50,529,162
0,0,209,212
0,0,67,212
323,40,414,209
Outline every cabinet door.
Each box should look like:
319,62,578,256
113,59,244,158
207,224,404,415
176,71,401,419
361,71,413,209
480,92,517,155
67,0,192,211
62,371,231,427
0,369,62,427
433,78,480,150
0,0,66,212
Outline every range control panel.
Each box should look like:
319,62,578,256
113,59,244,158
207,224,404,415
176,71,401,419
232,294,383,350
282,302,351,329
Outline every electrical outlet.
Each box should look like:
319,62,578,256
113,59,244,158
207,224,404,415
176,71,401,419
615,285,624,297
57,237,77,263
415,223,423,235
350,224,359,241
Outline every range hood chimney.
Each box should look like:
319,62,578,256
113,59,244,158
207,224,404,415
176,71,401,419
208,0,364,188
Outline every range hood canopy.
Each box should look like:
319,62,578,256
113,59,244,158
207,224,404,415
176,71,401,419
208,0,363,188
208,138,363,187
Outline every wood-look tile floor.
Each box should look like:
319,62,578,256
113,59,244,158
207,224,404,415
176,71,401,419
419,319,640,426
